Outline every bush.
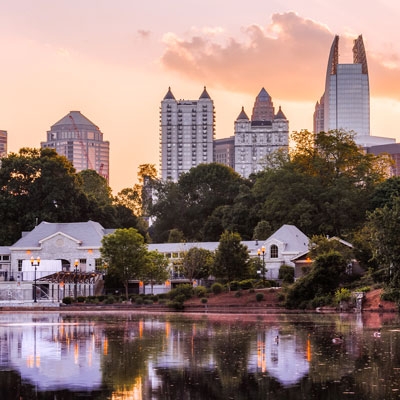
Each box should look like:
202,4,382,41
256,293,264,302
104,296,115,304
334,288,352,303
229,281,240,291
239,279,254,290
135,297,144,305
62,297,73,305
77,296,85,303
381,287,400,303
234,290,242,298
193,285,207,298
143,299,154,305
279,265,295,284
167,300,185,310
168,284,193,301
201,298,208,304
211,282,224,295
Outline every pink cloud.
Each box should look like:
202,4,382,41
161,12,400,102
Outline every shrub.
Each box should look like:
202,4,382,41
104,296,115,304
168,284,193,301
167,300,185,310
279,265,295,284
239,279,254,290
381,287,400,303
334,288,352,303
193,285,207,298
62,297,73,305
234,290,242,298
143,299,154,305
135,297,144,305
211,282,224,295
256,293,264,302
201,298,208,304
76,296,85,303
229,281,240,291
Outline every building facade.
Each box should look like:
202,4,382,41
234,88,289,178
314,35,370,138
159,87,215,181
0,130,7,157
41,111,110,181
214,136,235,169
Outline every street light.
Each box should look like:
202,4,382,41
257,246,266,287
74,259,79,299
30,256,40,303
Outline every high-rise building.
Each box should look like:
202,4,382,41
0,130,7,157
214,136,235,169
234,88,289,178
315,35,395,147
314,35,370,138
41,111,110,181
159,87,215,181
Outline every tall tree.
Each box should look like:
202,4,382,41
212,231,249,284
182,247,214,283
101,228,148,299
0,148,87,244
143,250,169,295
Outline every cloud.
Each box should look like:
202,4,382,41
137,29,151,39
160,12,400,102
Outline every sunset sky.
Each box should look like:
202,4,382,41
1,0,400,193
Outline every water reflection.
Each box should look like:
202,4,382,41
0,311,399,399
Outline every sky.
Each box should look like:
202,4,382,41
1,0,400,194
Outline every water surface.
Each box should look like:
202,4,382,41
0,310,399,399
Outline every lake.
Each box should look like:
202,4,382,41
0,310,399,399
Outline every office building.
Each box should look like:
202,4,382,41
159,87,215,181
234,88,289,178
214,136,235,169
41,111,110,181
0,130,7,157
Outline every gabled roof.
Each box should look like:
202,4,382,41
51,111,99,130
266,224,309,253
199,86,211,99
11,221,113,249
163,86,176,100
236,106,249,121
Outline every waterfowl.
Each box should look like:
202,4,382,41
373,329,381,338
332,335,344,344
274,335,279,344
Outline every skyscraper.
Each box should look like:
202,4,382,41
159,87,215,181
0,130,7,157
234,88,289,178
41,111,110,181
315,35,370,137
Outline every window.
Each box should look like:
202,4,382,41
270,245,278,258
18,260,23,272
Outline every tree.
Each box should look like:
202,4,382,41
182,247,214,283
143,250,169,295
101,228,148,299
367,197,400,287
212,231,249,285
78,169,113,206
0,148,87,244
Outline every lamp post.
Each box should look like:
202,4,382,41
257,246,266,287
30,256,40,303
74,259,79,299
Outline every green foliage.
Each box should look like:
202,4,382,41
334,288,352,303
238,279,254,290
201,297,208,304
211,282,224,295
182,247,214,282
101,228,148,299
278,265,294,284
143,250,169,294
213,231,250,282
62,297,73,305
285,251,347,309
168,284,193,301
193,285,207,298
367,197,400,287
76,296,85,303
381,287,400,303
255,293,264,302
253,220,273,240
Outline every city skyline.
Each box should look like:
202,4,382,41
0,1,400,193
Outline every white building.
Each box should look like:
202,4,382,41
159,87,215,181
234,88,289,178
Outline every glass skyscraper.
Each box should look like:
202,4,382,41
314,35,370,138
